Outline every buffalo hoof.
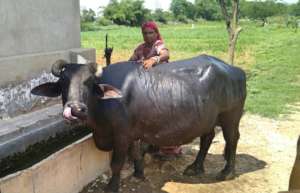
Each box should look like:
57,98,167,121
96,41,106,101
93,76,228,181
183,164,204,177
133,171,145,180
216,169,235,181
104,183,119,193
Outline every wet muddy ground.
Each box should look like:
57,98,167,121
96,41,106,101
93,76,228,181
81,106,300,193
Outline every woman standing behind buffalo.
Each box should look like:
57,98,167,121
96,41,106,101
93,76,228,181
129,21,182,157
129,21,169,68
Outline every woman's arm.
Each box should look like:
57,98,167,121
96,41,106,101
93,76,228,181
158,48,169,63
143,48,169,69
129,52,138,61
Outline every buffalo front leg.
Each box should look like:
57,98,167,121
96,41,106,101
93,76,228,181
184,130,215,177
105,139,129,192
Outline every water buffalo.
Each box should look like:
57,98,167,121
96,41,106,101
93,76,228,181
31,54,246,192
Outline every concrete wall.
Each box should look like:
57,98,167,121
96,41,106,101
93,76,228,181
0,0,82,86
0,0,80,58
0,0,97,118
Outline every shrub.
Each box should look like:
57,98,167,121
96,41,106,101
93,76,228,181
97,17,112,26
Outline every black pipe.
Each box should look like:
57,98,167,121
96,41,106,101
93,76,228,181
104,33,113,66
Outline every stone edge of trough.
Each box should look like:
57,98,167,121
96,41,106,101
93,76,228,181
0,104,71,160
0,134,111,193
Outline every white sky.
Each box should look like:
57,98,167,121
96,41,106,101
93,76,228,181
80,0,193,12
80,0,298,12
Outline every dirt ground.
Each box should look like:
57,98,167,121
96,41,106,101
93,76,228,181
81,104,300,193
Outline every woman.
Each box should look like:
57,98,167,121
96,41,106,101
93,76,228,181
129,21,169,69
129,21,182,157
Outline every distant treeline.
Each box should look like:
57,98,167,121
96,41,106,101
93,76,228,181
80,0,300,28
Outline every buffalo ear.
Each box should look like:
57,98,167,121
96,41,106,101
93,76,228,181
97,84,122,99
31,82,62,97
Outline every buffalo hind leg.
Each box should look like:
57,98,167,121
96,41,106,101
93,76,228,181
105,138,129,193
129,140,145,179
217,107,242,181
183,130,215,177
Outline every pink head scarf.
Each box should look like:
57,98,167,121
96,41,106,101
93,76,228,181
141,21,162,41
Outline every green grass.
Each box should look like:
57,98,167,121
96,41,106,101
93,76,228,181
81,21,300,118
244,25,300,117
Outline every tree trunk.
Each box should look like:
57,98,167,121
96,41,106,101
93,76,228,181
218,0,242,65
228,27,242,64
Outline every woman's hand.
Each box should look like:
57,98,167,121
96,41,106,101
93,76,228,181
143,57,157,69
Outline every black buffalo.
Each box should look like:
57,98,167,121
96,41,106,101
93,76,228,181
31,55,247,192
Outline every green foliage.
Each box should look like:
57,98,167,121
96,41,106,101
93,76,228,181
151,9,174,24
93,0,300,26
285,16,299,32
81,8,96,22
81,22,96,32
97,17,113,26
194,0,223,20
176,14,189,23
289,1,300,16
240,0,288,25
170,0,197,20
103,0,150,26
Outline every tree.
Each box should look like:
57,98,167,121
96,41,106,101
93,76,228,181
81,8,96,22
286,16,299,32
217,0,242,64
170,0,197,20
195,0,223,20
151,9,174,24
103,0,150,26
289,0,300,16
240,0,284,26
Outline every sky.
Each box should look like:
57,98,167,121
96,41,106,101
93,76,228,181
80,0,192,12
80,0,298,12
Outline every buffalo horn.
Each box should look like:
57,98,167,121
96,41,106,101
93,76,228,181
88,62,103,77
51,59,67,77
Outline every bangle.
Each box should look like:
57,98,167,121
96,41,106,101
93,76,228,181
152,56,160,64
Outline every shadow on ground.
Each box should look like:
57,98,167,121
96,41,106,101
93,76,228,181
81,152,266,193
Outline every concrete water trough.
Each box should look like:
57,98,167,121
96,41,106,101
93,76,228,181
0,104,110,193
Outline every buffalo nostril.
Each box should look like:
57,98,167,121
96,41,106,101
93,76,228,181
67,102,87,115
73,105,87,113
79,107,86,113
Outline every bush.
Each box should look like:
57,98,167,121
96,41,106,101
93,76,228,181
286,16,299,32
97,17,112,26
268,15,287,27
103,0,150,26
80,22,102,32
177,14,189,23
151,9,171,24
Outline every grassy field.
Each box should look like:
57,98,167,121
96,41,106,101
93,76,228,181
81,21,300,118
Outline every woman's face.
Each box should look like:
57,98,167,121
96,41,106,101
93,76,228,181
142,28,158,44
